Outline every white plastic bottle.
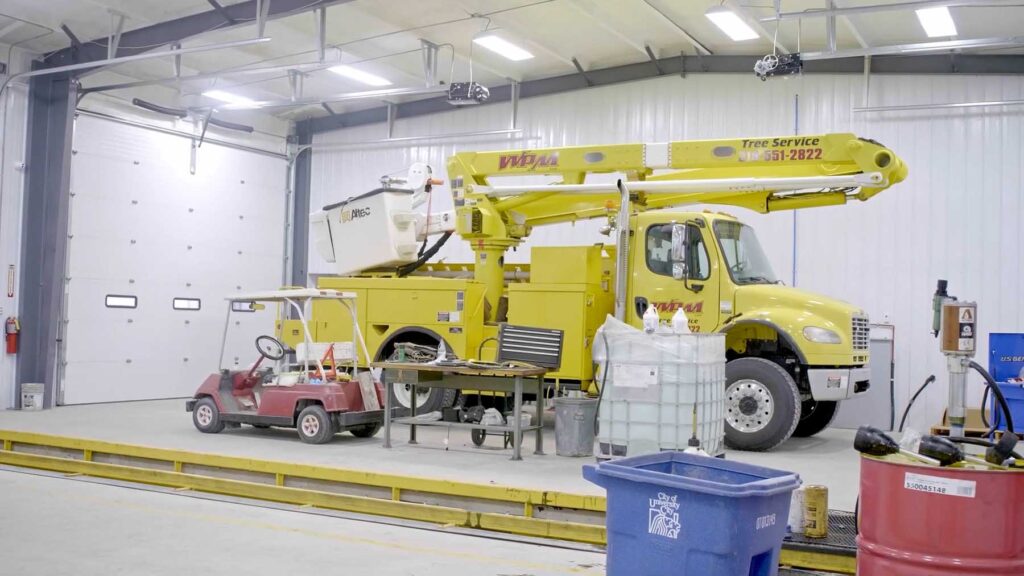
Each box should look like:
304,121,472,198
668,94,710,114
643,305,659,334
671,308,691,334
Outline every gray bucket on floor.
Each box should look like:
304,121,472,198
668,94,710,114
20,383,44,411
554,397,598,457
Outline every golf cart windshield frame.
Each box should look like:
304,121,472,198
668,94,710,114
216,289,368,380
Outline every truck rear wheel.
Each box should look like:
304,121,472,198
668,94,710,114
723,358,801,452
793,400,839,438
382,335,458,415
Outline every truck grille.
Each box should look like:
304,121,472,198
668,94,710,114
852,314,870,351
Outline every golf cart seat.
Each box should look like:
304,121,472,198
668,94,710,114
267,371,304,387
295,341,355,364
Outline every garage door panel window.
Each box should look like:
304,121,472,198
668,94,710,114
232,300,258,313
105,295,137,309
172,298,201,311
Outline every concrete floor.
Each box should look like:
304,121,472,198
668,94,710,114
0,399,862,510
0,468,605,576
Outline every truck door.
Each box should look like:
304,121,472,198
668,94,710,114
628,220,720,333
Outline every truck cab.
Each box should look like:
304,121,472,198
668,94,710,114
630,210,869,450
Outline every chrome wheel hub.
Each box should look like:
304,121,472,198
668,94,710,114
196,405,213,427
301,414,320,436
726,379,774,433
391,382,432,410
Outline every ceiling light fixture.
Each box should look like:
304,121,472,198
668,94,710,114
915,7,957,38
705,6,759,42
329,65,392,86
202,89,256,105
472,35,534,61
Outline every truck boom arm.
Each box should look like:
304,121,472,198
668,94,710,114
443,133,906,321
447,133,906,230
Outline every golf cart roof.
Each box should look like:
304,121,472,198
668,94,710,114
227,289,357,303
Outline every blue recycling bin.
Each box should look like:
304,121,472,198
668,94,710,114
584,452,800,576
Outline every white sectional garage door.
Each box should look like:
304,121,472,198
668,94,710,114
61,115,287,404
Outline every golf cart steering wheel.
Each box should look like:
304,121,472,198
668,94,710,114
255,335,286,361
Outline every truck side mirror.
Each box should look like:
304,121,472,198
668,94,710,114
671,224,689,280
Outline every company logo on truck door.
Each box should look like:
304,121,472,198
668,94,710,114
339,206,372,223
498,151,559,170
651,301,703,314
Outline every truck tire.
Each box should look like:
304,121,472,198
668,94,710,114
389,383,457,416
723,358,801,452
382,336,457,415
793,400,839,438
296,405,335,444
192,397,225,434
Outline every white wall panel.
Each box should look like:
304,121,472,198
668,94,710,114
0,45,32,409
63,115,286,404
311,75,799,275
796,74,1024,431
310,73,1024,430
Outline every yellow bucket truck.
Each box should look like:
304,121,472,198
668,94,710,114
286,133,907,451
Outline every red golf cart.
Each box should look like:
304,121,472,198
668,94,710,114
186,289,390,444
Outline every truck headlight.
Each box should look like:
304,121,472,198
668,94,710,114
803,326,841,344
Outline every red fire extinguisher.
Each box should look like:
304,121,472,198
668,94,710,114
6,317,19,354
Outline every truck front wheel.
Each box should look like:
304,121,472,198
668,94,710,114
723,358,801,452
793,400,839,437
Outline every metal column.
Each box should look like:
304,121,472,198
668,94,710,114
17,73,77,409
290,127,313,287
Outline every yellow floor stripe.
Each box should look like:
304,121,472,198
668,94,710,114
0,428,855,573
9,474,604,575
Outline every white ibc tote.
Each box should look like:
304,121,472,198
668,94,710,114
592,315,726,458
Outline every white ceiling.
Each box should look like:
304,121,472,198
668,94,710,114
2,0,1023,123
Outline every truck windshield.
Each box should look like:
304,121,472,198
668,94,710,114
713,221,779,285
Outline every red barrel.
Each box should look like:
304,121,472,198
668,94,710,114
858,455,1024,575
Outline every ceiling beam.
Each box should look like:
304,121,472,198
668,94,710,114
640,0,712,55
452,1,578,71
298,53,1024,135
206,0,239,25
564,0,650,59
723,0,791,54
802,36,1024,59
761,0,1021,20
835,0,870,49
41,0,357,70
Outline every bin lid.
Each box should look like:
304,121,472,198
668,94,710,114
584,451,800,498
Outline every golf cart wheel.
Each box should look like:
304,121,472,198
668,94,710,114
793,400,840,438
192,397,225,434
296,405,335,444
723,357,801,452
349,423,381,438
471,429,487,446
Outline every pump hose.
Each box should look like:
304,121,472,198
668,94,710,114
898,375,935,433
946,435,1023,460
898,365,1014,436
969,360,1014,435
